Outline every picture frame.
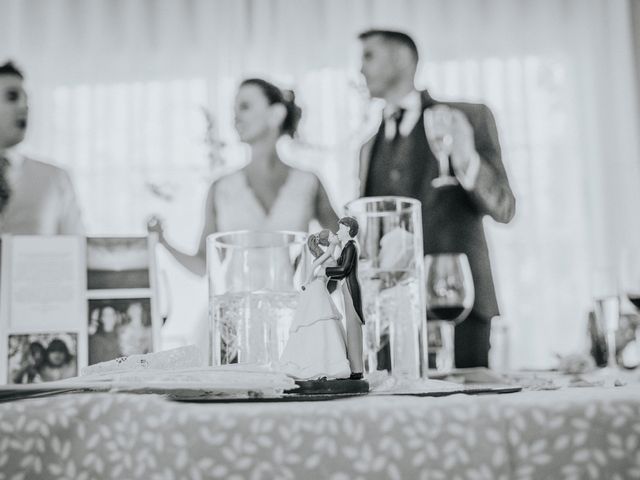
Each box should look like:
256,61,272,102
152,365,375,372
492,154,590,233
0,234,160,383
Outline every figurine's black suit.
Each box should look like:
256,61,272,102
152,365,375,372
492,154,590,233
326,240,364,323
326,239,364,376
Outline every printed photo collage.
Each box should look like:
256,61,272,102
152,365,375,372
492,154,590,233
0,235,160,384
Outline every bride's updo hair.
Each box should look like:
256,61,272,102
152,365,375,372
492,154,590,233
317,229,332,247
240,78,302,137
307,234,324,259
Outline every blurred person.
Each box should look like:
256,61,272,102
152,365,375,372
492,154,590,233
39,338,77,381
358,30,516,368
118,301,152,356
148,78,338,276
11,341,45,384
88,306,123,364
88,308,100,335
0,61,84,234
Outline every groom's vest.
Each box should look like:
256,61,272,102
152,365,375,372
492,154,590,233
364,109,434,200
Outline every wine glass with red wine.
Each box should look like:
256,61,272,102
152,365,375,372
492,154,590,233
424,253,474,371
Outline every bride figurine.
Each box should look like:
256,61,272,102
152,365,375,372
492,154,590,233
278,230,351,381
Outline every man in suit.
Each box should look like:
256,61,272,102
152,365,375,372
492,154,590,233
0,61,83,235
325,216,365,379
358,30,515,367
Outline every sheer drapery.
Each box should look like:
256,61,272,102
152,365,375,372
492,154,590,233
1,0,638,367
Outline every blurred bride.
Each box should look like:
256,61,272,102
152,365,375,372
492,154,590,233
278,231,351,380
148,78,338,277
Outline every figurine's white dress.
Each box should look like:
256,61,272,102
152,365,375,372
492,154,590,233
278,273,351,380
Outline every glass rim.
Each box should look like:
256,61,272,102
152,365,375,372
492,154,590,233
206,230,307,249
345,196,422,216
424,252,470,260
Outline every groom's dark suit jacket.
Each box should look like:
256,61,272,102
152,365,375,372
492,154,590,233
360,90,515,323
325,240,365,324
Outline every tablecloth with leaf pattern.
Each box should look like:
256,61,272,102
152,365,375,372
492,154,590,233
1,385,640,480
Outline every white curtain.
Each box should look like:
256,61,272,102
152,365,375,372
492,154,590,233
1,0,639,367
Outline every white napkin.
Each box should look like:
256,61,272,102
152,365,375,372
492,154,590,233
71,346,296,396
80,345,205,376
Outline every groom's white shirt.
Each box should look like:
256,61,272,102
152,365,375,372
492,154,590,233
332,243,342,260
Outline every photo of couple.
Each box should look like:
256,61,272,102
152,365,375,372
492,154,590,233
278,217,365,381
88,298,152,365
8,333,77,384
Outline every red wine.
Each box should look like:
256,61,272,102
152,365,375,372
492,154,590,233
628,294,640,309
427,306,465,321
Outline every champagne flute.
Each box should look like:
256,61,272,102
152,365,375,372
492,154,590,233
424,105,459,188
424,253,474,371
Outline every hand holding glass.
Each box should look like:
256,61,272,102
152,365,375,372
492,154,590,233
425,105,459,188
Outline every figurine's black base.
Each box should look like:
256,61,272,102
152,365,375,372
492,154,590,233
285,377,369,396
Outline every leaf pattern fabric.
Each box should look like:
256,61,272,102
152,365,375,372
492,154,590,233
1,386,639,479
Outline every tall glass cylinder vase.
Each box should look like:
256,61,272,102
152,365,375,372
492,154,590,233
207,231,308,366
345,196,427,379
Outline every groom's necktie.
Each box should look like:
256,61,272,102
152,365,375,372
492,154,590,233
386,108,406,185
390,108,406,142
0,155,11,214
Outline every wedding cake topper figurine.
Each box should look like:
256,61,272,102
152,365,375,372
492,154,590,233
324,217,365,380
278,220,368,395
279,230,351,381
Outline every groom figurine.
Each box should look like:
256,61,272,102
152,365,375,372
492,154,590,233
325,216,365,379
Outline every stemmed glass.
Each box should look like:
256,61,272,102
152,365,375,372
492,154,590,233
591,267,620,373
424,105,459,188
424,253,474,371
619,251,640,368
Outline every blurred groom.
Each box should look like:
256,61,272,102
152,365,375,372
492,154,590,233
357,30,516,368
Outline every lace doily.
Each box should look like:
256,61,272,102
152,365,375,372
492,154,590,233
80,345,204,376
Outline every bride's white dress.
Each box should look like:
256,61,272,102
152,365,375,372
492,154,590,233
193,167,325,356
215,169,321,291
214,169,320,232
278,275,351,380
